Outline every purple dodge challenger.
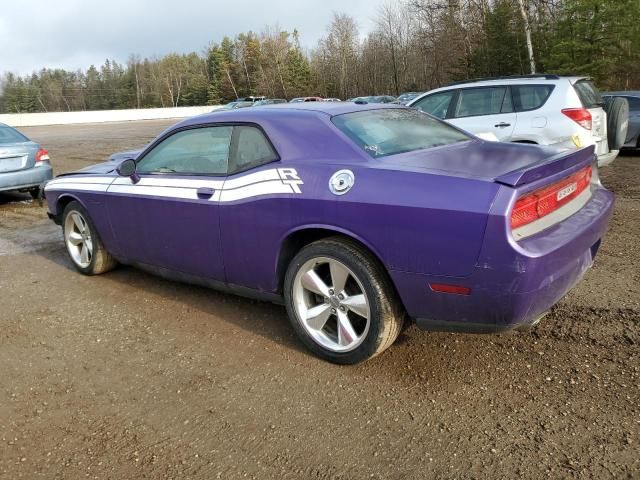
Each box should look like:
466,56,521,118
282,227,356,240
45,103,614,363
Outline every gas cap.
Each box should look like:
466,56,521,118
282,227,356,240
329,169,355,195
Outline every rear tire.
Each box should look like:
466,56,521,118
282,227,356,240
604,96,629,151
284,237,404,364
62,201,117,275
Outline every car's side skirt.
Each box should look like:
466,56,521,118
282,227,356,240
132,262,284,305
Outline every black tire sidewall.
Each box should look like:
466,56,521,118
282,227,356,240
62,201,100,275
284,240,390,364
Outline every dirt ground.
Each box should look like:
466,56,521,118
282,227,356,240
0,120,638,479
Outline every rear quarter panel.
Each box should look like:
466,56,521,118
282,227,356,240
220,161,500,292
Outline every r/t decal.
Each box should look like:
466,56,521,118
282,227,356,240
278,168,304,194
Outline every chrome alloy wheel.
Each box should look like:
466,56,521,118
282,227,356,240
64,211,93,268
292,257,371,352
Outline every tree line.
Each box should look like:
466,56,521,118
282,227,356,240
1,0,638,114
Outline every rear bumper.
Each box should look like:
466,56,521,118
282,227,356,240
391,187,614,333
597,150,618,167
0,165,53,192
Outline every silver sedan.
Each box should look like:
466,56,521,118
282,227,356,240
0,123,52,198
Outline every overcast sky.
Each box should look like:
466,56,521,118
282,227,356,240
0,0,387,76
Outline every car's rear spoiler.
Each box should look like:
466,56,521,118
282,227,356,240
494,145,596,187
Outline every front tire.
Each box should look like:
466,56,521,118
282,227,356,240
62,201,117,275
284,237,404,364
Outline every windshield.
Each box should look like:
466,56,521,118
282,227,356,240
332,108,471,158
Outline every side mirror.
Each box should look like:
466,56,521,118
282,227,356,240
116,158,140,184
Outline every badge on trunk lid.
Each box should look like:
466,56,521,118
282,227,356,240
557,182,578,201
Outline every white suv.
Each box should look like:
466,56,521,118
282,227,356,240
408,75,627,167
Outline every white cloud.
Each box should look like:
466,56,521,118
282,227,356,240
0,0,385,75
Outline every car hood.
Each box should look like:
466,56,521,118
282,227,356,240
109,149,143,162
55,149,143,177
377,140,565,182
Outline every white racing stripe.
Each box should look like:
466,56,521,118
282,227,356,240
45,168,305,202
45,183,111,193
111,176,225,189
219,180,297,202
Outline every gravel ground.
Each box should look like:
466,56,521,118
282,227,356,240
0,120,638,479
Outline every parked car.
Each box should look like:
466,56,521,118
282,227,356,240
221,101,253,110
236,96,266,103
353,95,397,104
396,92,423,105
0,123,52,198
408,75,628,167
254,99,287,106
289,97,323,102
323,98,342,102
603,91,640,149
44,103,613,364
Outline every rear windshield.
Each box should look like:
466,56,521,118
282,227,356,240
574,80,603,108
332,109,470,158
0,126,28,143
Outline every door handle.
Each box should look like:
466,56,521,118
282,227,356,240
196,187,215,198
495,122,511,128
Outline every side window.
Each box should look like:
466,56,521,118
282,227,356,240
137,126,232,175
512,85,554,112
229,126,278,173
501,88,514,113
453,87,507,118
413,91,455,119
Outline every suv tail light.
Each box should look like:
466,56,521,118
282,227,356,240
561,108,592,130
511,165,592,230
35,149,50,165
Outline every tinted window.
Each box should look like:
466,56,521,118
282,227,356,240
229,126,278,173
501,88,514,113
0,126,28,143
574,80,603,108
413,91,455,119
512,85,554,111
332,108,470,158
137,126,232,175
454,87,507,117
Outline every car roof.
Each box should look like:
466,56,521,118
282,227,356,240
603,91,640,97
423,75,589,93
191,101,401,125
408,75,589,104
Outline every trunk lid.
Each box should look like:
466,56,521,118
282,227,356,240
378,140,594,187
494,144,595,187
0,142,38,173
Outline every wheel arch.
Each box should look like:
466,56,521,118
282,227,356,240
53,193,88,223
275,225,407,315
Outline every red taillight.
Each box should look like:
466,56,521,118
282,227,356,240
429,283,471,296
35,149,50,164
561,108,592,130
511,165,592,230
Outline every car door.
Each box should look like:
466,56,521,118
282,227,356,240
218,124,296,291
626,97,640,145
448,86,516,141
105,125,232,281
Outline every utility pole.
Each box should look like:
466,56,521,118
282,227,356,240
517,0,536,74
